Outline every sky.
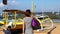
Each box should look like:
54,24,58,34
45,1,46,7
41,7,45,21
0,0,60,13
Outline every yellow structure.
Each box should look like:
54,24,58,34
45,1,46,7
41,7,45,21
3,10,25,30
32,0,54,30
35,16,54,30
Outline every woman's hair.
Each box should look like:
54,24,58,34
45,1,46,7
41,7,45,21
25,9,31,17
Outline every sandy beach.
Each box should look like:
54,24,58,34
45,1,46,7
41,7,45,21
0,28,5,34
50,23,60,34
0,23,60,34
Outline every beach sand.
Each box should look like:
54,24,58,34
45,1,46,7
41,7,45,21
50,23,60,34
0,23,60,34
0,28,5,34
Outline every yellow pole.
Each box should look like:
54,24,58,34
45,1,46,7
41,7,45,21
4,12,7,27
5,12,8,22
32,0,34,15
4,12,6,27
14,11,16,24
6,12,8,24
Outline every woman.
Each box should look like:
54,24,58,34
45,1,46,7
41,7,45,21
23,9,33,34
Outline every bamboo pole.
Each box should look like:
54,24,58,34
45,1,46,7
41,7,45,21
32,0,34,16
14,11,16,25
4,12,6,27
4,12,8,28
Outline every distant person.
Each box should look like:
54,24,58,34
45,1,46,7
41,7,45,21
23,9,33,34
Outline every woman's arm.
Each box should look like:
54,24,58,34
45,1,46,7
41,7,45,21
22,18,25,34
23,22,24,34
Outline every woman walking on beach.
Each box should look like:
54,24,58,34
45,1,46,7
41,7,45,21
23,9,33,34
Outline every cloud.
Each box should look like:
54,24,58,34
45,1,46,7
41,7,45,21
12,0,16,4
12,0,23,5
8,0,19,5
2,0,28,10
0,2,4,7
7,0,26,6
